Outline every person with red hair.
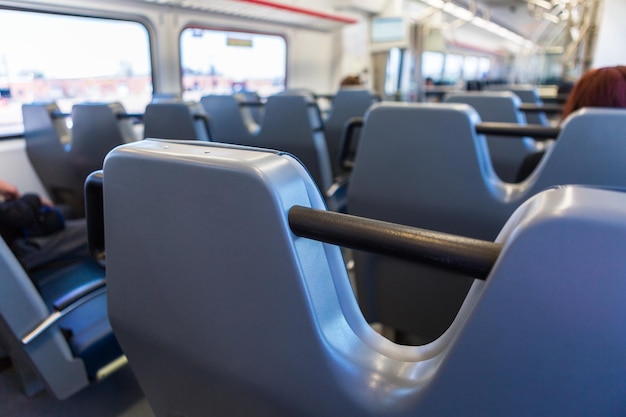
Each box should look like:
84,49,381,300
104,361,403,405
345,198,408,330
561,65,626,119
516,65,626,181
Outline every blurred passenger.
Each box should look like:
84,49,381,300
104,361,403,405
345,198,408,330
516,65,626,181
339,74,363,87
0,179,90,272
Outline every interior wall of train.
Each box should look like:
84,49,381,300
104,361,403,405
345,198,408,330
0,0,625,141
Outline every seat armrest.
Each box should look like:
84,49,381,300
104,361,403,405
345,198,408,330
53,278,107,311
21,278,107,345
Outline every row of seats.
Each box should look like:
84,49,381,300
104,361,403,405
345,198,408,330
99,139,626,416
6,103,136,399
444,91,549,182
145,89,377,210
485,84,552,125
347,103,626,344
3,88,375,399
4,86,565,402
22,102,136,217
0,231,122,399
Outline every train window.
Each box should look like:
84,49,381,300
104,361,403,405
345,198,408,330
462,56,479,80
384,47,403,97
0,9,152,136
442,54,464,83
478,57,491,78
422,51,444,82
180,28,286,101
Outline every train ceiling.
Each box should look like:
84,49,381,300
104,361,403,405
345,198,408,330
131,0,575,43
135,0,358,31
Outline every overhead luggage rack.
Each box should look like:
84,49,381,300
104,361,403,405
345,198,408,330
138,0,358,31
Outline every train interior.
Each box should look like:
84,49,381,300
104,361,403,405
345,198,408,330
1,0,625,416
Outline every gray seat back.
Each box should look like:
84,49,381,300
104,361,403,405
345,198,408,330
348,103,504,343
509,86,550,126
257,94,333,193
445,91,541,182
487,84,551,125
103,140,626,416
348,103,626,343
235,91,264,125
323,88,376,177
200,95,258,145
68,102,136,216
22,103,78,213
0,236,89,400
143,101,211,141
530,108,626,189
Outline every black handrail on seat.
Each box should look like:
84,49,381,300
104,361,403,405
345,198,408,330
51,111,71,119
193,113,213,141
288,205,501,280
85,171,106,264
338,116,364,171
475,122,560,140
51,111,145,122
117,112,144,121
238,101,265,107
518,103,563,114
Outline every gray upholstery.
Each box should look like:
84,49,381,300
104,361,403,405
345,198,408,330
510,86,550,126
67,103,136,216
0,236,121,400
104,139,626,416
256,94,333,194
348,104,626,343
445,91,543,182
323,88,377,177
22,103,78,214
143,101,211,141
235,91,264,125
487,84,551,126
201,93,335,201
200,95,258,145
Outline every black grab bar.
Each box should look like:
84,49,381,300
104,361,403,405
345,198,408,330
475,122,560,139
518,103,563,114
338,116,364,171
288,205,501,280
85,171,105,264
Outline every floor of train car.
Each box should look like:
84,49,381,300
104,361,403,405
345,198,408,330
0,358,155,417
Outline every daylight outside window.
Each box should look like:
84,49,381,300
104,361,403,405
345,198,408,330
442,54,464,83
180,27,286,101
422,51,444,82
0,10,152,135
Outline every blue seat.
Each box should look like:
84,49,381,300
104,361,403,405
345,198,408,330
143,101,211,141
22,103,78,215
0,236,123,399
348,103,626,343
22,102,137,218
235,91,264,125
445,91,545,182
103,139,626,416
200,95,258,146
510,86,550,126
70,102,137,215
323,88,377,177
202,93,335,200
487,85,551,126
256,94,334,195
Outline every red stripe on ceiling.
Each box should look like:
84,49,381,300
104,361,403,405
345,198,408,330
236,0,358,24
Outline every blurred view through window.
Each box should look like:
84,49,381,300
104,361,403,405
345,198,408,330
0,9,152,135
180,27,286,101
